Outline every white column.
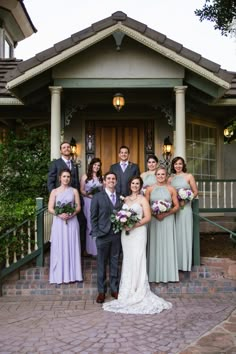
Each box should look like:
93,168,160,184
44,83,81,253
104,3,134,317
49,86,62,160
174,86,187,160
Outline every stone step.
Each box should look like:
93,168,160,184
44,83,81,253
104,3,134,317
2,256,235,297
2,277,236,297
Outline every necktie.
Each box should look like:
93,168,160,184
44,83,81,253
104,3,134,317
121,162,126,172
66,160,71,170
111,193,116,205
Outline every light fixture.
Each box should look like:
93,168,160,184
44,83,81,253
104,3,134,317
113,93,125,111
70,137,82,167
70,137,77,155
224,128,233,138
159,136,173,173
163,136,173,157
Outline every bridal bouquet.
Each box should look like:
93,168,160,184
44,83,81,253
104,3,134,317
177,188,194,209
151,200,172,215
55,201,76,224
110,207,140,235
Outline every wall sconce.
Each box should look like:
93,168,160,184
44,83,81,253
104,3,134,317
160,136,172,172
224,128,233,138
70,137,81,167
113,93,125,111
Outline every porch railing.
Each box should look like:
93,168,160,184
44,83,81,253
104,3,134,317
196,179,236,211
193,179,236,266
0,198,52,288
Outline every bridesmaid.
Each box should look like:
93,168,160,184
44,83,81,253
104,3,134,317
140,155,159,194
146,167,179,283
48,169,83,284
80,158,103,256
168,156,198,271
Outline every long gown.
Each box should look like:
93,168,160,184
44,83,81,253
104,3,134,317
83,178,103,256
148,186,179,283
142,173,156,187
170,175,193,271
49,187,83,284
103,203,172,314
141,173,156,194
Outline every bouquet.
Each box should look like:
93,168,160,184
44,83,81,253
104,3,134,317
151,200,172,215
110,207,140,235
177,188,194,209
141,185,148,195
87,184,102,196
55,201,76,224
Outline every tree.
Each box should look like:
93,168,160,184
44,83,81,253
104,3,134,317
195,0,236,36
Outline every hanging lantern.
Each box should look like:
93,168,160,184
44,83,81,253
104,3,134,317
113,93,125,111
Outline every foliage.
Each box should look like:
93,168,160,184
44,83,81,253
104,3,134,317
0,121,50,233
195,0,236,36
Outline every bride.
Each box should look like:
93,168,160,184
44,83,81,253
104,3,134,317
103,176,172,314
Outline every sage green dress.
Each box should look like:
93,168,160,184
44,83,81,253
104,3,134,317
148,185,179,283
142,173,157,187
170,175,193,271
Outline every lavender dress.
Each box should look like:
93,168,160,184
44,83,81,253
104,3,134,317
49,187,83,284
83,178,103,256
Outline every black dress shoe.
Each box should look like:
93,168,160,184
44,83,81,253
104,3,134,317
96,293,105,303
111,292,118,299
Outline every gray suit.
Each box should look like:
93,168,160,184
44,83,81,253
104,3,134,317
91,190,122,293
110,162,140,196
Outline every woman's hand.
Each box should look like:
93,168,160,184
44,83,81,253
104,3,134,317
58,213,70,221
156,213,167,221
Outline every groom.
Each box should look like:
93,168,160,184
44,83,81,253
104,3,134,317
91,172,122,304
110,145,140,196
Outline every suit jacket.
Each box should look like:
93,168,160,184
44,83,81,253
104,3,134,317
90,190,122,243
110,162,140,196
47,157,80,193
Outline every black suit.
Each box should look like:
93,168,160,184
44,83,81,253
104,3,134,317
91,190,122,294
47,158,87,253
110,162,140,196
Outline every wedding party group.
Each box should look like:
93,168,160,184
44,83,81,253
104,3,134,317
47,142,198,315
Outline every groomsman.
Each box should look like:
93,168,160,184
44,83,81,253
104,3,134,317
47,141,87,255
110,145,140,196
91,172,122,304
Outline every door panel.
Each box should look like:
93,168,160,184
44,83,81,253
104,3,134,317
92,120,145,173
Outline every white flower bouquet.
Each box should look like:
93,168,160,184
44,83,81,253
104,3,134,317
177,188,194,209
151,200,172,215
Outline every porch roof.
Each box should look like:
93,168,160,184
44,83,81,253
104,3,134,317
2,11,236,101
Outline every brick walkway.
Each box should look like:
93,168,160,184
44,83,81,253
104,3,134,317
0,293,235,353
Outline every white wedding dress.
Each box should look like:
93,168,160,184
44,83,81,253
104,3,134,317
103,203,172,314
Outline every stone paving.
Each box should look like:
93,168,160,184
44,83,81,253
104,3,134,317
0,293,235,354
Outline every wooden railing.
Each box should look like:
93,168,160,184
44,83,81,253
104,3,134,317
196,179,236,211
0,198,51,289
193,179,236,267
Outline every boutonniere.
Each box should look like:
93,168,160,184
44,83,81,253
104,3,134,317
128,162,133,168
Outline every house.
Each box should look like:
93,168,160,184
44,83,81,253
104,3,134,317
0,2,236,180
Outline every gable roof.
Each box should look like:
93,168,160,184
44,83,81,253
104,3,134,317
4,11,236,97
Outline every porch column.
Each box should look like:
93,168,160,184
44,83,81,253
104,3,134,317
174,86,187,160
49,86,62,160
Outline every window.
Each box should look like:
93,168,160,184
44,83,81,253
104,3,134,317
186,122,217,180
4,38,12,58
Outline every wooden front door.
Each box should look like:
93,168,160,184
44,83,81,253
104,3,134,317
86,120,147,173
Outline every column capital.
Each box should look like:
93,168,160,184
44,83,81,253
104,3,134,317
174,86,188,94
49,86,63,94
